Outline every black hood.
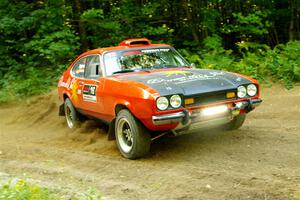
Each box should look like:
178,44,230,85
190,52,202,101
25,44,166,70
119,69,252,96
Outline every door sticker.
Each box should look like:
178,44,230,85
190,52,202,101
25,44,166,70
83,84,97,102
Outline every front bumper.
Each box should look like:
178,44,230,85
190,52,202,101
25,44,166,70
233,99,262,110
152,111,187,125
152,99,262,128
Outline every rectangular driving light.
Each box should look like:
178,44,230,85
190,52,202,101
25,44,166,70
201,105,228,116
226,92,236,98
185,98,194,105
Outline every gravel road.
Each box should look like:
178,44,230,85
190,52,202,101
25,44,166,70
0,85,299,199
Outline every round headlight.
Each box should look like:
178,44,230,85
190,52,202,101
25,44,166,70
247,84,257,96
156,97,169,110
237,85,247,98
170,95,182,108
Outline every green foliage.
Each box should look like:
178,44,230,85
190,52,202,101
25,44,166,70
234,40,300,87
80,8,122,48
0,0,79,102
0,0,300,102
222,10,271,38
80,1,174,48
0,179,102,200
1,68,54,101
182,37,300,88
272,41,300,87
0,179,58,200
24,30,79,67
180,35,234,71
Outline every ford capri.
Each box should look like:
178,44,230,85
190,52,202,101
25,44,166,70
58,38,262,159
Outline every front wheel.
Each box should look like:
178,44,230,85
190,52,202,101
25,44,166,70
115,109,151,159
224,114,246,130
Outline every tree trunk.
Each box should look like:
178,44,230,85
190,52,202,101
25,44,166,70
74,0,88,50
289,0,295,40
182,0,200,45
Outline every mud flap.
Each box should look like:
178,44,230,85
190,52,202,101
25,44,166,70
59,104,65,116
108,119,116,140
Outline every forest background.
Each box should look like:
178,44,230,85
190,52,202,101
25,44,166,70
1,0,300,102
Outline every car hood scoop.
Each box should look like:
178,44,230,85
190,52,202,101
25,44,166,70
119,69,252,96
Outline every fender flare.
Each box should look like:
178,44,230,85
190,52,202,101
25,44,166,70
58,92,72,116
108,100,136,141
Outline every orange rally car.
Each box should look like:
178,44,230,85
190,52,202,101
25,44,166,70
58,38,262,159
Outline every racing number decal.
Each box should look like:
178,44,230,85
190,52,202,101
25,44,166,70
83,84,97,102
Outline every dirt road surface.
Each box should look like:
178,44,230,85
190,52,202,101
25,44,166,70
0,85,299,199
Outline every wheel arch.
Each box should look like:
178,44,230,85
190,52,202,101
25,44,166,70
108,102,132,141
59,92,71,116
115,104,128,115
63,93,70,101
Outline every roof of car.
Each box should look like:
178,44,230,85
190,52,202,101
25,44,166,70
78,38,171,58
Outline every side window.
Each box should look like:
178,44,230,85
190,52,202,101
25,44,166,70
85,55,102,79
72,57,87,78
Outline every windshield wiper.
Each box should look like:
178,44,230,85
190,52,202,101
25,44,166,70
139,69,151,72
112,68,151,74
112,69,137,74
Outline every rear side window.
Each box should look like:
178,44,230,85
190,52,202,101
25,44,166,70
85,55,102,79
72,57,87,78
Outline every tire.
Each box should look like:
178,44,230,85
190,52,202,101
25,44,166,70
115,109,151,159
224,114,246,130
64,98,79,129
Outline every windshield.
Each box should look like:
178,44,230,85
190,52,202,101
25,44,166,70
103,47,189,76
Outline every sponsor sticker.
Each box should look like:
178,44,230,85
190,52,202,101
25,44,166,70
164,71,192,77
123,50,142,56
59,77,72,88
83,84,97,102
141,48,170,53
70,79,79,103
147,73,220,85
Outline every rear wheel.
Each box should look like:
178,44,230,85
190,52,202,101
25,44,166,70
115,109,150,159
224,114,246,130
64,98,79,129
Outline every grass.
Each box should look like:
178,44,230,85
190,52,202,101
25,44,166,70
0,179,101,200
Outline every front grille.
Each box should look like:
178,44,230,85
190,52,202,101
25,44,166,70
185,90,237,107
